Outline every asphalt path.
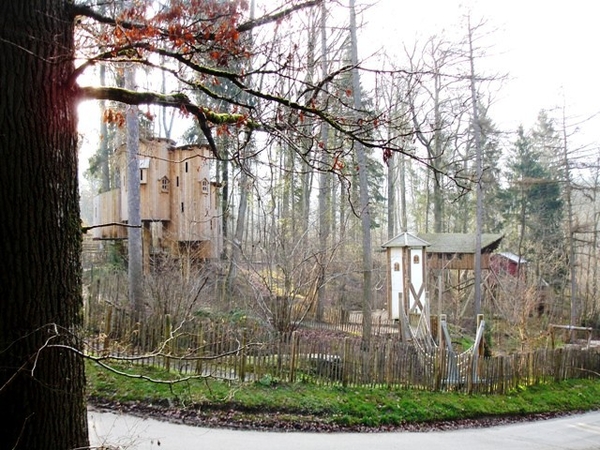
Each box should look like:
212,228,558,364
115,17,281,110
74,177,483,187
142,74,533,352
88,409,600,450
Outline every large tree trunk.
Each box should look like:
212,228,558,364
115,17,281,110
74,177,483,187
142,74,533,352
126,68,145,320
0,2,89,449
467,17,484,322
316,1,330,322
349,0,372,344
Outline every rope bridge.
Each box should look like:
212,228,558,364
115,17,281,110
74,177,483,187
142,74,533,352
397,296,486,388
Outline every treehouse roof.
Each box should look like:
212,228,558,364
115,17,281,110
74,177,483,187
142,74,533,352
417,233,503,254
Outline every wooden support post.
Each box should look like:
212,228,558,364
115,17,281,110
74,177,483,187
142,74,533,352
430,315,439,345
397,291,417,343
477,314,485,356
470,315,485,393
289,331,297,383
438,314,446,388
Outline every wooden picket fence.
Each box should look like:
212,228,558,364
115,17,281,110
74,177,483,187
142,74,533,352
84,305,600,394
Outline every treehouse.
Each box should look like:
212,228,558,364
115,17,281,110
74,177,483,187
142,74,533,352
489,251,551,316
383,232,504,325
420,233,503,271
92,138,222,263
490,251,528,278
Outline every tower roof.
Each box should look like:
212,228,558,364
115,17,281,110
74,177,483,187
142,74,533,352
381,232,430,248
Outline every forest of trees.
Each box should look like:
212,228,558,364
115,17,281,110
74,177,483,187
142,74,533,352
82,2,600,331
1,0,599,448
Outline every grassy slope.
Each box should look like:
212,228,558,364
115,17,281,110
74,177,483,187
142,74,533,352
86,362,600,429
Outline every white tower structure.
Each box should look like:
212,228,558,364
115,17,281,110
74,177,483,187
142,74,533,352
382,232,430,321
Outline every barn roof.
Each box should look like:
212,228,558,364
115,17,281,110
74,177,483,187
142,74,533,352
418,233,503,254
381,232,430,248
495,251,528,264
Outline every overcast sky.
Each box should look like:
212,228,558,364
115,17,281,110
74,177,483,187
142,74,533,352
359,0,600,148
78,0,600,177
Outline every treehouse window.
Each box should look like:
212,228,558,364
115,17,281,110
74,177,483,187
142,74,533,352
160,177,170,193
139,158,150,184
413,255,420,264
393,262,400,272
201,179,209,195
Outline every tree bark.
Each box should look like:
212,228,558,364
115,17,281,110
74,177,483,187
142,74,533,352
0,1,89,449
316,1,330,321
126,68,145,321
99,63,111,192
467,16,484,322
225,158,249,300
560,104,578,334
349,0,372,344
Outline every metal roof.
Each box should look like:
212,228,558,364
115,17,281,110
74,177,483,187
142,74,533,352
417,233,503,254
496,251,528,264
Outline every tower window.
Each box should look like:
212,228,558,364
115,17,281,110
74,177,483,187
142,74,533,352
139,158,150,184
160,177,170,193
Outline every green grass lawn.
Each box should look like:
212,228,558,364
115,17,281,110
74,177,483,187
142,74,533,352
86,361,600,428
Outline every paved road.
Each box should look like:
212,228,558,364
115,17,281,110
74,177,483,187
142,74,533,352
88,409,600,450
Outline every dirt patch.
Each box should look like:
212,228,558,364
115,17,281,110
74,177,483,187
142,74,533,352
88,397,578,433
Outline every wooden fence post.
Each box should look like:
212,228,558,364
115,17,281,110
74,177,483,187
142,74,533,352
103,305,113,353
195,327,204,375
553,348,562,382
164,314,172,372
239,330,247,382
342,338,350,387
289,331,298,383
385,339,392,387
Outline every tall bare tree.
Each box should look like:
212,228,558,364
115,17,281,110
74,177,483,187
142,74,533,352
125,67,144,321
405,36,471,233
316,1,331,321
467,15,484,320
349,0,373,342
